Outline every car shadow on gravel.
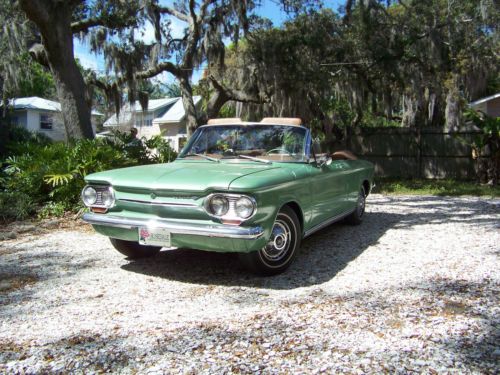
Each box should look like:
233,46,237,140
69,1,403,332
121,195,498,289
120,211,402,289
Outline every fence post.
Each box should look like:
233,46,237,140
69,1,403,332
416,126,422,178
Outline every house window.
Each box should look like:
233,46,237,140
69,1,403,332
40,114,53,130
134,114,153,127
11,116,18,126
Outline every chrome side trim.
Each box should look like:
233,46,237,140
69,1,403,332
82,213,264,239
303,208,355,238
118,198,197,207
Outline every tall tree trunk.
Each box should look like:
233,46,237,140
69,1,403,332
383,90,392,120
206,90,229,120
402,94,422,128
445,74,462,131
0,79,5,156
427,92,437,126
19,0,93,140
178,73,198,137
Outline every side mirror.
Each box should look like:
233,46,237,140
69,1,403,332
318,157,332,168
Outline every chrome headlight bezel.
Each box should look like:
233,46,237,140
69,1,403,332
204,193,257,222
234,196,255,219
81,186,97,206
206,194,230,216
81,185,115,209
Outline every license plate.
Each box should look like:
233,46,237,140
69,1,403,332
138,227,171,247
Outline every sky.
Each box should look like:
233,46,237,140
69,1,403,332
73,0,344,84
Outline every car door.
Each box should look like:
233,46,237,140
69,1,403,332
308,148,350,228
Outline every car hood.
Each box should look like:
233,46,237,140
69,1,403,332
84,160,284,193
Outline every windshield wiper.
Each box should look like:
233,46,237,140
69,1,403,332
236,154,273,164
181,153,220,162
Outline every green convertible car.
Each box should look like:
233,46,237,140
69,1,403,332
82,118,374,275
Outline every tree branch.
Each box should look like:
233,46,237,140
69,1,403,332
18,0,51,28
199,0,216,21
188,0,197,24
206,75,269,118
71,13,140,33
133,61,180,80
90,61,181,92
209,76,269,103
181,0,201,69
157,5,189,23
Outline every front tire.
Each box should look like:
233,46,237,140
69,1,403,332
109,238,161,259
346,186,366,225
239,206,301,276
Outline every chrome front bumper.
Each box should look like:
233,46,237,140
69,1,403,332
82,213,264,240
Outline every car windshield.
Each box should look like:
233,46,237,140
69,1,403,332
178,124,309,163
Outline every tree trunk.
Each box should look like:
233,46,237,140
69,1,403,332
402,94,422,128
427,92,437,126
178,73,198,137
383,89,392,120
0,78,4,155
445,75,462,132
206,89,229,120
19,0,93,140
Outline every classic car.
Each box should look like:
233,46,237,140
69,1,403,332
81,118,374,275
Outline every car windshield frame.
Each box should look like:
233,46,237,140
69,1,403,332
178,124,312,163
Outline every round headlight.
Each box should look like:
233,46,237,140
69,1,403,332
101,188,115,207
235,196,255,219
82,186,97,206
208,195,229,216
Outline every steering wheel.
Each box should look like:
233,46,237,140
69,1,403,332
265,148,294,156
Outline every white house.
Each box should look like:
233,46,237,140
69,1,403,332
6,96,103,141
102,96,202,152
469,93,500,118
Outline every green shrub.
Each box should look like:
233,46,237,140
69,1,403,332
463,109,500,185
144,135,178,163
0,128,178,221
0,191,33,221
1,124,52,159
37,201,66,219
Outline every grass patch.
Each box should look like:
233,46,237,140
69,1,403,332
373,178,500,197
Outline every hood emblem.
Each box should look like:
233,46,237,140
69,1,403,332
150,193,157,199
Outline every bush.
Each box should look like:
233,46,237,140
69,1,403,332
37,202,66,219
464,109,500,185
0,127,178,220
0,191,33,221
0,124,52,159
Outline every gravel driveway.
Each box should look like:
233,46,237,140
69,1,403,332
0,194,499,374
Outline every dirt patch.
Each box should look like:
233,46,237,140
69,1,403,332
0,273,38,293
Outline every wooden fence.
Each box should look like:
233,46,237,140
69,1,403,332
342,127,481,179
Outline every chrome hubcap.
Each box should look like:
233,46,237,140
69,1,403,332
261,220,291,262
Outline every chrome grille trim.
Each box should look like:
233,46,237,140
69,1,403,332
95,190,104,206
118,198,197,207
